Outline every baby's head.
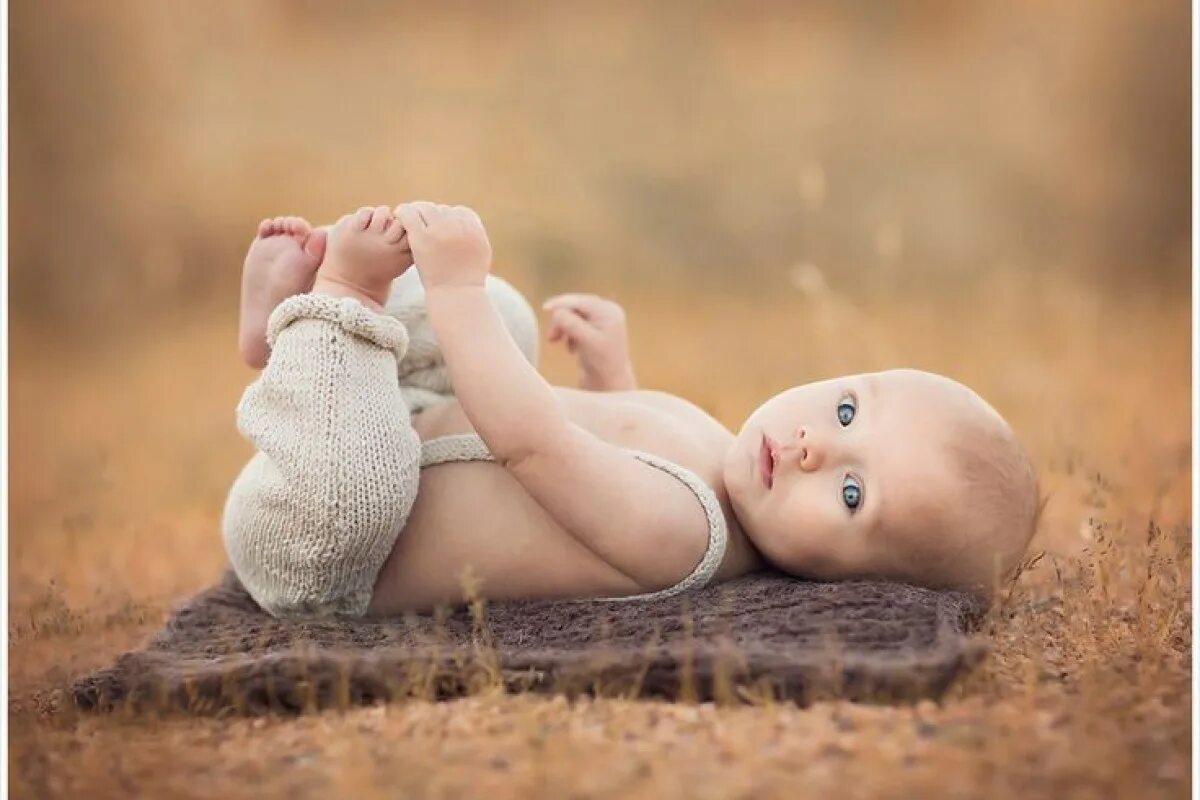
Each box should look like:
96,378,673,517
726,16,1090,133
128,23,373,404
724,369,1039,597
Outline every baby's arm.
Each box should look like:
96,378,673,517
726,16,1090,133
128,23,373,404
396,203,706,591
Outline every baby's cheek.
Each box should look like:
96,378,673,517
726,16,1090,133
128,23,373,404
764,495,827,572
810,498,878,573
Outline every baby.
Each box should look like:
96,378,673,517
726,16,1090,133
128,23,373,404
225,205,1040,618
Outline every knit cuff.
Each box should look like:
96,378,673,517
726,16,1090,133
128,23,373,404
266,293,411,357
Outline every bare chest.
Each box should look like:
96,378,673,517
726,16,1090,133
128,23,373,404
415,387,730,467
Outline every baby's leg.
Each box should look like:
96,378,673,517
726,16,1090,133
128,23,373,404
223,207,416,618
238,216,327,369
384,269,541,413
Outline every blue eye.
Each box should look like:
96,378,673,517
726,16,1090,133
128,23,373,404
837,396,857,427
842,475,863,512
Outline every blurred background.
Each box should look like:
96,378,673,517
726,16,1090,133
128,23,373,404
10,0,1191,327
8,0,1192,609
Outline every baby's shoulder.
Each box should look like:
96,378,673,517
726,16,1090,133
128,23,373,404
609,390,734,468
622,389,729,434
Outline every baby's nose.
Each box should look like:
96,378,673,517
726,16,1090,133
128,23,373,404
795,426,825,472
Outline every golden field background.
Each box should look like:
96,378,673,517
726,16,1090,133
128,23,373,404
8,1,1193,798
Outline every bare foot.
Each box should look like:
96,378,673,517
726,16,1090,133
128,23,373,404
312,205,413,312
239,216,328,368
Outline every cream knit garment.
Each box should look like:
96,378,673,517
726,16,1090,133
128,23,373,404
223,293,421,618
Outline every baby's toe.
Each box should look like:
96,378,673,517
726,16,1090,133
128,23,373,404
256,218,274,237
264,217,289,237
352,207,374,230
303,226,328,262
367,205,392,233
286,216,311,237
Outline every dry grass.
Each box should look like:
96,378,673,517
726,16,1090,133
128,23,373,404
7,271,1190,799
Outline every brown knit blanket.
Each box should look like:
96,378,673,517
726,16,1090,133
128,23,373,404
73,570,988,715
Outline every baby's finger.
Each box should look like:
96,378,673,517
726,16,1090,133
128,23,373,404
543,293,599,308
546,312,584,343
383,217,407,244
542,293,606,320
395,204,430,244
549,307,599,348
452,205,484,226
546,308,576,342
546,305,581,325
416,201,446,228
397,201,436,227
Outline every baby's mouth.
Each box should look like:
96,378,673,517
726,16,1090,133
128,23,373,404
759,434,776,489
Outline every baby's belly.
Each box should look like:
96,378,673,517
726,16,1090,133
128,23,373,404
369,461,642,612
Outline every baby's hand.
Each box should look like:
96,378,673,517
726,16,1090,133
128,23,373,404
542,294,637,391
394,202,492,291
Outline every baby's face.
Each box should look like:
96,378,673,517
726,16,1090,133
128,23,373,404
725,369,987,584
